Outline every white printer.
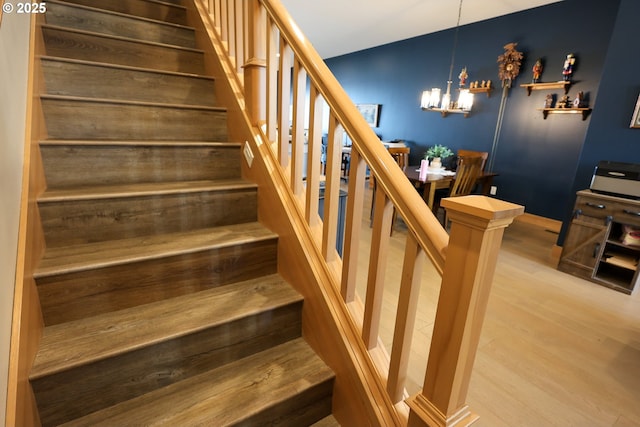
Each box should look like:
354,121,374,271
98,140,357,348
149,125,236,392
590,161,640,199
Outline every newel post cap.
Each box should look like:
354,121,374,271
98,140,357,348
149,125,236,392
442,195,524,229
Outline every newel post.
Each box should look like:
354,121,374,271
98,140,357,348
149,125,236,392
407,195,523,427
244,0,266,126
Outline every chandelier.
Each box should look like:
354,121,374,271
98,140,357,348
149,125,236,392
420,0,474,116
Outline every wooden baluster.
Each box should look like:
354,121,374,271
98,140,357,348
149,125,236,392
407,196,523,427
387,232,424,403
322,115,343,262
265,17,278,143
213,0,220,27
277,40,292,169
341,148,366,302
235,0,244,74
227,0,236,64
291,59,306,199
219,0,228,44
243,0,266,126
363,181,393,349
305,85,323,233
242,0,249,73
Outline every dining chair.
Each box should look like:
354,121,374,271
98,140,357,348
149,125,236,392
388,146,410,171
433,155,484,226
370,146,411,231
456,149,488,171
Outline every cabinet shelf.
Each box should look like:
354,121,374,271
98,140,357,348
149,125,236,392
594,263,635,294
538,107,591,120
521,81,571,96
606,239,640,249
601,253,638,271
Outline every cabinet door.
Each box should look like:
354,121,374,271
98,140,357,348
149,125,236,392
559,214,608,276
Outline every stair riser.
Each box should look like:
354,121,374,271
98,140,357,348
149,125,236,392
32,302,303,426
242,381,335,426
42,98,227,141
42,59,216,106
43,26,204,74
39,188,257,247
45,1,195,48
37,239,278,325
41,144,239,189
57,0,188,25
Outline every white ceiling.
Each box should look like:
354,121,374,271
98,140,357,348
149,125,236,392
280,0,563,59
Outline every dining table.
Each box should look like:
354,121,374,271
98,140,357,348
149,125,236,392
404,165,498,211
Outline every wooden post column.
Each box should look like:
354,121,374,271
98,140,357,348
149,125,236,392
407,195,523,427
244,0,266,126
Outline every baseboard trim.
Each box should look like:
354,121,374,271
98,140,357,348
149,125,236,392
514,212,562,233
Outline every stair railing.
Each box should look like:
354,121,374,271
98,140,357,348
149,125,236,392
194,0,523,425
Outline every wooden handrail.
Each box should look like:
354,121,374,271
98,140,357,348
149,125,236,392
260,0,449,271
194,1,524,425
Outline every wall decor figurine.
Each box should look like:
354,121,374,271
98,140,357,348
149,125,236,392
497,42,524,88
458,67,468,87
562,53,576,81
557,94,571,108
532,59,543,83
544,93,554,108
573,91,585,108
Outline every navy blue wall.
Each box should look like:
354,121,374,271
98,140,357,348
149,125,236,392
557,0,640,243
325,0,623,223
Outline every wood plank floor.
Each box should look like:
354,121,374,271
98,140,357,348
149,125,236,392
354,187,640,427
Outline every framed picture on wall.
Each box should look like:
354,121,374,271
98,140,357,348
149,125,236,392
630,94,640,128
356,103,380,127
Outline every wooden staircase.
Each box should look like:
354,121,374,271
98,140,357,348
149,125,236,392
29,0,336,425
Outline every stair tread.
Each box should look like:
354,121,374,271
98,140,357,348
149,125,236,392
42,24,202,54
31,274,301,379
61,0,188,14
312,415,341,426
36,222,277,278
48,0,193,31
41,93,226,112
60,338,334,427
38,179,256,202
40,139,239,147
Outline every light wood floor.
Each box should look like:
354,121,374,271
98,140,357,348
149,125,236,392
352,189,640,427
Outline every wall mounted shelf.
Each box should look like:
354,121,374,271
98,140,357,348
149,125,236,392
521,81,571,96
467,86,492,97
421,107,470,118
538,107,591,120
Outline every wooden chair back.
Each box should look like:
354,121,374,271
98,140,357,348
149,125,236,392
388,146,410,171
449,155,484,198
457,149,488,171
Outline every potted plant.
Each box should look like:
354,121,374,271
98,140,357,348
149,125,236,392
424,144,453,169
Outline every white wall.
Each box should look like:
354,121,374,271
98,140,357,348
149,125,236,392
0,10,31,426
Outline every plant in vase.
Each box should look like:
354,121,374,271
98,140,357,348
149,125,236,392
425,144,453,169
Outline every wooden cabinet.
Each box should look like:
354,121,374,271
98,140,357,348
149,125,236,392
559,190,640,294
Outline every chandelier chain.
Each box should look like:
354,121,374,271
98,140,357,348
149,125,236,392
447,0,464,84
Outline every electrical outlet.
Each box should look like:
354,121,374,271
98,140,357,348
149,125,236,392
490,185,497,195
243,141,254,167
